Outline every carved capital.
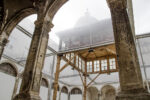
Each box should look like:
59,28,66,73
107,0,127,11
0,35,8,46
34,19,54,33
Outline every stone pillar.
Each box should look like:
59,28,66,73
53,55,61,100
68,93,70,100
12,76,20,99
106,0,150,100
0,35,8,59
0,0,4,32
58,89,61,100
48,55,56,100
13,16,53,100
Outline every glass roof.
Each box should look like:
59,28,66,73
2,0,150,86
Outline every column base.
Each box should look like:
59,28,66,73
116,91,150,100
13,92,41,100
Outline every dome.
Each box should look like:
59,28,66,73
74,10,99,28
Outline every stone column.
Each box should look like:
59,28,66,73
13,16,53,100
0,35,8,59
48,55,56,100
68,93,70,100
53,55,61,100
0,0,4,33
12,76,20,99
106,0,150,100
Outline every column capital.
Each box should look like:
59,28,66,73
0,35,8,46
34,19,54,33
107,0,127,11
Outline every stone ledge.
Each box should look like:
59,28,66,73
116,92,150,100
13,92,41,100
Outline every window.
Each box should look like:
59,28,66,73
101,59,107,71
79,57,82,69
71,53,74,63
66,53,70,60
87,61,92,72
76,55,79,67
109,58,116,70
82,60,85,72
94,60,100,72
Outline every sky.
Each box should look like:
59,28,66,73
27,0,150,42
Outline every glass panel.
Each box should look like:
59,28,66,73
87,61,92,72
101,59,107,71
3,28,31,63
109,58,116,70
94,60,100,72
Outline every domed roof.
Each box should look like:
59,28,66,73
74,10,99,28
56,11,114,51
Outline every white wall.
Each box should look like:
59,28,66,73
60,93,68,100
0,72,16,100
40,86,48,100
70,95,82,100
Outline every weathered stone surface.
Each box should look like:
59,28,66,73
0,35,8,59
116,92,150,100
107,0,150,99
107,0,143,91
0,0,4,32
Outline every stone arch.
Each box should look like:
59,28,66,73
0,61,18,77
1,8,36,37
47,0,68,20
87,86,99,100
100,85,116,100
70,87,82,95
61,86,68,94
41,78,49,88
60,86,68,100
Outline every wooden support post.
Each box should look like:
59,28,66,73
83,75,87,100
107,56,110,74
92,60,94,72
53,55,61,100
83,60,87,100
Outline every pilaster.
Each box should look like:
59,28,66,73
107,0,150,99
13,16,53,100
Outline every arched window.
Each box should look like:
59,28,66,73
70,88,82,100
87,87,99,100
41,78,49,88
0,62,18,100
70,88,82,95
0,62,17,77
40,78,49,100
61,86,68,94
100,85,116,100
60,86,68,100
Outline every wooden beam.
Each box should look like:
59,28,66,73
87,69,118,74
59,55,76,72
105,48,116,55
87,73,101,87
53,56,61,100
62,56,83,73
78,70,85,86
